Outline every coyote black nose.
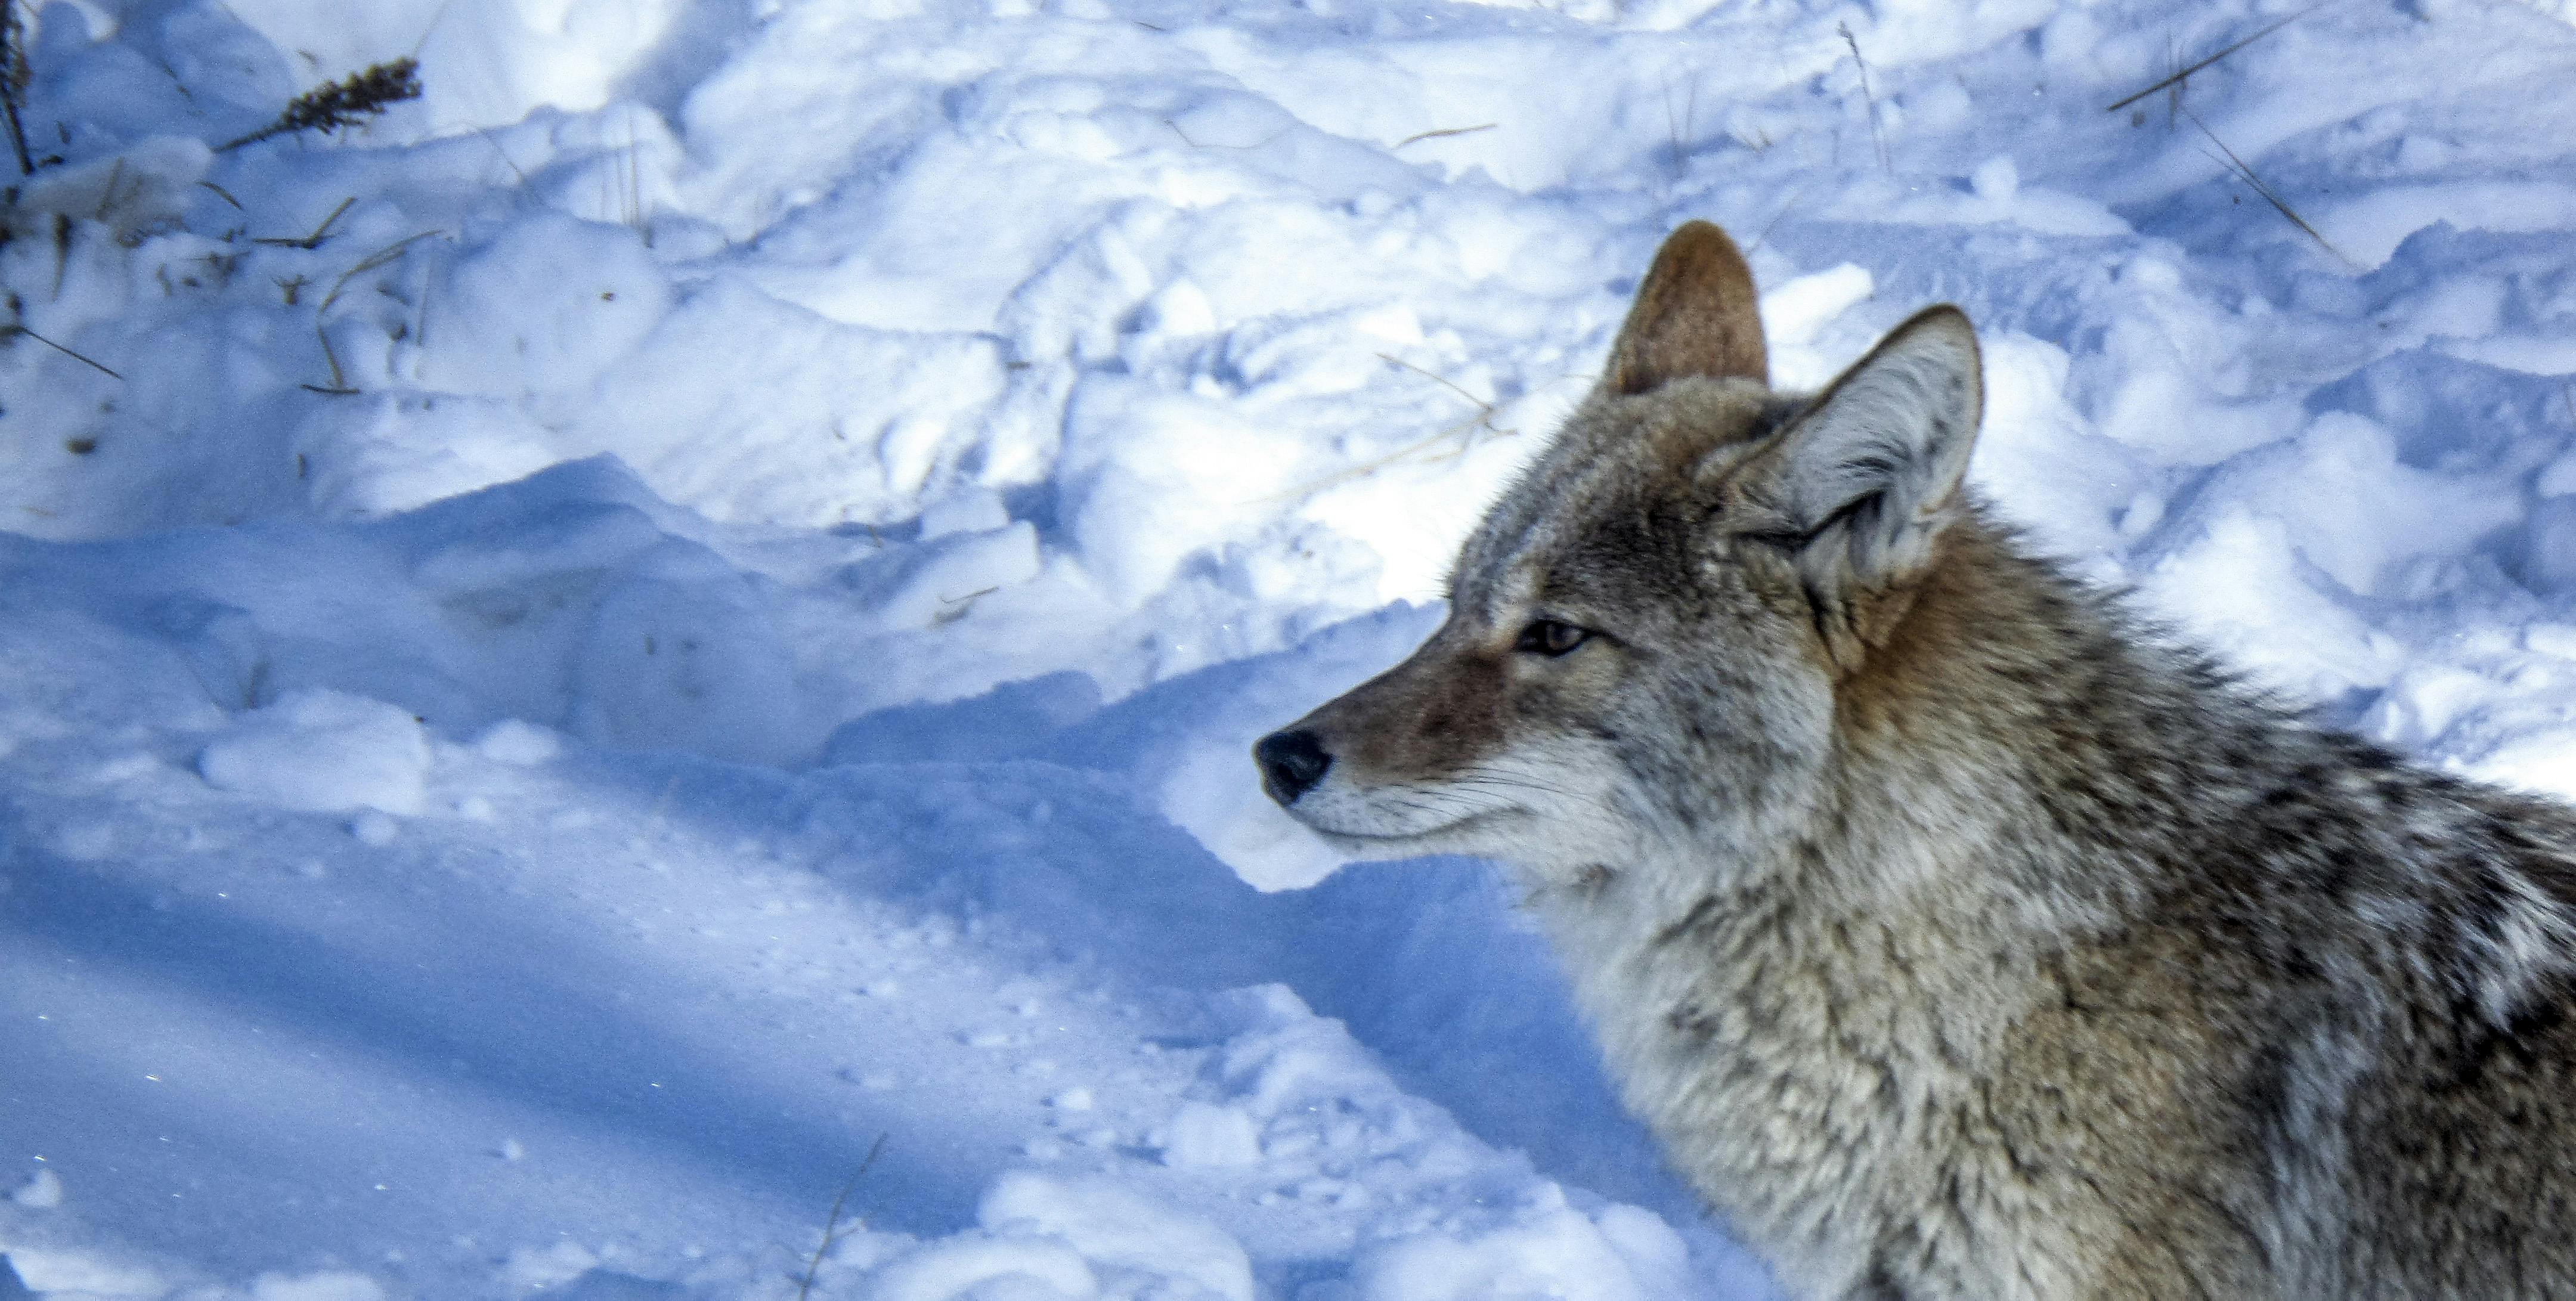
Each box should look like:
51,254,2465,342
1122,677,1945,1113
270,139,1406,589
1255,729,1332,804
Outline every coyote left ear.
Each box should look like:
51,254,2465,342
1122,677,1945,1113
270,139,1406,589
1603,221,1768,394
1727,305,1982,590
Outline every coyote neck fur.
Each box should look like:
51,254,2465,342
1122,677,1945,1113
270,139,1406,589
1521,516,2402,1299
1519,503,2576,1298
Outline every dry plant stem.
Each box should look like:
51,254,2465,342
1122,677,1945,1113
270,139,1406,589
4,324,121,379
1395,123,1495,147
1268,354,1526,503
620,107,644,236
2105,0,2338,113
2184,106,2354,268
89,158,124,219
306,229,440,394
2,0,30,176
1746,185,1807,253
473,127,530,185
1377,351,1496,411
256,196,356,249
1837,23,1890,175
795,1134,887,1301
1299,410,1493,498
47,210,67,297
219,58,422,153
2164,34,2183,128
1662,75,1698,184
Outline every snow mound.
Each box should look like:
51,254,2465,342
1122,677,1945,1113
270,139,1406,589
198,688,432,815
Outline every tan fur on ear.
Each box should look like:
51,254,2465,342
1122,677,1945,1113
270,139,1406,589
1721,304,1982,671
1603,221,1768,395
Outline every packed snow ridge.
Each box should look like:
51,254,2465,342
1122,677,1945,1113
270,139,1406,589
2,0,2575,1296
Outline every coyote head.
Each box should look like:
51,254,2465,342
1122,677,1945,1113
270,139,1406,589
1256,222,1983,885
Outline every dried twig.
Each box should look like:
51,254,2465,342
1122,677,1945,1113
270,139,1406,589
608,106,649,240
1745,184,1807,253
794,1135,887,1301
1662,75,1699,185
88,157,124,220
2184,107,2353,268
1395,123,1496,148
219,58,422,153
1160,116,1287,151
2,323,122,379
255,196,356,249
2106,0,2337,114
1838,23,1890,175
1281,411,1498,503
1377,351,1495,411
2,0,31,176
305,228,439,394
473,126,529,186
1269,355,1527,503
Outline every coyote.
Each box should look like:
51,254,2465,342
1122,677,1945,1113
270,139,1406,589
1255,222,2576,1299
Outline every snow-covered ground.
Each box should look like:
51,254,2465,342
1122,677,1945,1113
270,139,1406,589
4,0,2576,1295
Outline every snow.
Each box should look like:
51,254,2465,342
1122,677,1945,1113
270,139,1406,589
197,689,435,815
3,0,2576,1296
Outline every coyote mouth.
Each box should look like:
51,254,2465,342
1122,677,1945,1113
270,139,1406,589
1286,790,1511,845
1308,816,1475,844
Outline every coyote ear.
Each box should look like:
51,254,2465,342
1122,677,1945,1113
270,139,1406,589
1602,221,1768,395
1729,305,1981,588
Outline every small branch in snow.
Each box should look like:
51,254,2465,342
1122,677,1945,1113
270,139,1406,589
47,210,67,297
794,1134,887,1301
255,196,357,249
306,228,441,394
1270,355,1526,504
2,0,32,176
1395,123,1496,148
472,127,530,187
2184,107,2355,270
1838,23,1890,175
933,586,1000,625
1161,117,1289,151
1,324,122,379
1661,75,1699,187
1745,184,1807,253
88,158,125,221
2105,0,2339,114
1377,351,1497,412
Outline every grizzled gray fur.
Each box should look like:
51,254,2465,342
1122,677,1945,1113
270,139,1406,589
1255,221,2576,1299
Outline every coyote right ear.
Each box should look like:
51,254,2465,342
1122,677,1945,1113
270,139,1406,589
1727,305,1982,593
1602,221,1768,395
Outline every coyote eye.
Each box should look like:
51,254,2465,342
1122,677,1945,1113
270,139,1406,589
1515,619,1591,657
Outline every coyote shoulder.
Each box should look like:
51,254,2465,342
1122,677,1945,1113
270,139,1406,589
1256,222,2576,1299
